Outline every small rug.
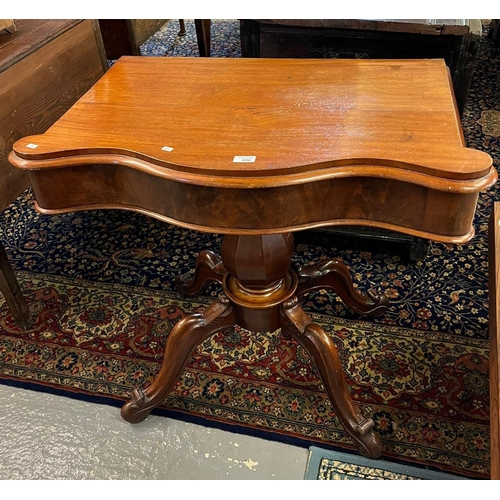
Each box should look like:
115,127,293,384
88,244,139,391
305,446,464,480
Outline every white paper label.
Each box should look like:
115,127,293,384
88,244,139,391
26,143,38,149
233,156,256,163
161,146,174,152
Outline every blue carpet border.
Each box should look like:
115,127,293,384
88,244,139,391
305,446,466,480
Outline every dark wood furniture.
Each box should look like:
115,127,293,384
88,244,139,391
490,20,500,44
0,19,107,328
9,57,496,458
240,19,482,117
99,20,210,59
98,19,169,59
489,203,500,479
195,20,211,56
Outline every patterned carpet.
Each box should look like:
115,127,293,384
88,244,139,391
0,19,499,478
305,446,463,480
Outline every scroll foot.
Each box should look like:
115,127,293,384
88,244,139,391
280,297,383,458
175,250,225,296
121,295,235,423
296,260,389,317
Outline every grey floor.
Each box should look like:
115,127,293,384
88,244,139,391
0,383,309,480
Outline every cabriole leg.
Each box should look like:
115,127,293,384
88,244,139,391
280,296,383,458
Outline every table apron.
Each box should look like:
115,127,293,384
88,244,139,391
27,164,479,243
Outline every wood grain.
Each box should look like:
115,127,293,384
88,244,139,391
0,19,107,211
12,58,491,177
490,203,500,479
9,57,496,241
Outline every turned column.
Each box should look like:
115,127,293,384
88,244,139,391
220,233,297,331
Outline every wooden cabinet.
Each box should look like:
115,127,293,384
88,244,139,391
0,19,108,328
240,19,482,116
0,19,107,212
98,19,169,59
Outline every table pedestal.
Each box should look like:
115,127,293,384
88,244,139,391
121,233,389,458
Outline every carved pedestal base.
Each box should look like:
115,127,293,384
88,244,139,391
121,233,388,458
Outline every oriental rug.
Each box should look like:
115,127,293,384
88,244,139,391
0,19,499,479
304,446,463,480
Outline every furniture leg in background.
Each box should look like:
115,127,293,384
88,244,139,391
98,19,169,58
490,20,500,44
195,19,211,56
178,19,186,36
0,242,30,329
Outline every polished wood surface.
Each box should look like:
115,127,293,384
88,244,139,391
239,19,482,117
490,203,500,479
9,57,496,243
11,57,490,177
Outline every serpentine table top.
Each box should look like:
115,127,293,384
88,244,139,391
9,56,496,242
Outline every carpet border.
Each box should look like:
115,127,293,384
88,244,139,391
305,446,466,480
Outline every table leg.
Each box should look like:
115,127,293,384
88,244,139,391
280,297,382,458
296,260,389,317
121,295,235,423
121,233,386,458
175,249,224,295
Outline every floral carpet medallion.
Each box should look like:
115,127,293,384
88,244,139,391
0,20,499,479
478,109,500,137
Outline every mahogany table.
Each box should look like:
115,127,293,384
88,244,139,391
9,57,496,458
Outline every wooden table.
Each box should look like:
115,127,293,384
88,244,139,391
8,57,496,458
